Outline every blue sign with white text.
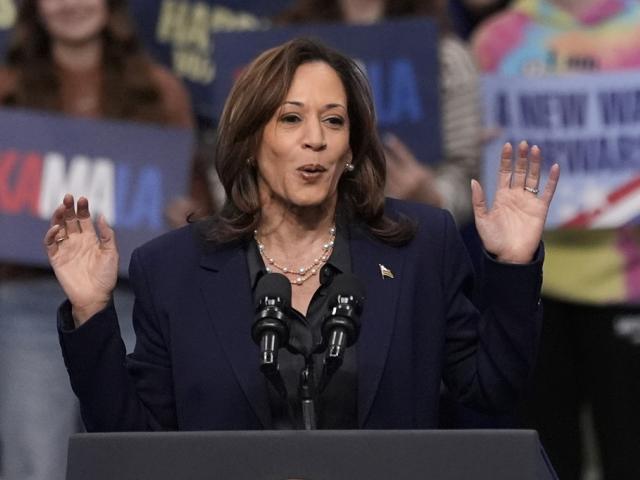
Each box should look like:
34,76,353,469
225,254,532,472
0,109,193,274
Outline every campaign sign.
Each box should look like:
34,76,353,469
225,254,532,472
212,19,442,165
0,109,193,274
481,71,640,230
127,0,291,121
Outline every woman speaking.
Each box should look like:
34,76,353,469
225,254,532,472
45,38,559,431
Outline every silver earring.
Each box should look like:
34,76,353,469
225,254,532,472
345,162,354,172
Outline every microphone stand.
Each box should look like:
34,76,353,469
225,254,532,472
261,360,288,401
317,328,346,394
298,356,317,430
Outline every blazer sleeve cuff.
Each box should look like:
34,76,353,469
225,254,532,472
482,242,544,315
58,299,123,377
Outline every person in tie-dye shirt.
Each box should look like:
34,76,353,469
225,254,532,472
473,1,640,479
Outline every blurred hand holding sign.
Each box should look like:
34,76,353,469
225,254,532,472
0,108,193,274
481,71,640,230
212,19,442,167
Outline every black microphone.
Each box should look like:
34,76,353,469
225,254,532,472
251,273,291,397
318,273,365,392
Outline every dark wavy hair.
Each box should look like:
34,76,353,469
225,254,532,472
211,37,415,245
2,0,168,123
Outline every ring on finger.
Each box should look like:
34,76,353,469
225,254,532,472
54,234,68,244
524,186,539,194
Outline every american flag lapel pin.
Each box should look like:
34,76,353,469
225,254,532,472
379,264,394,279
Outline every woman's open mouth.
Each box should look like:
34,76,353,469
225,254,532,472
298,164,327,180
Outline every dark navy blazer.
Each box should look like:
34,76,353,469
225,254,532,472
59,200,543,432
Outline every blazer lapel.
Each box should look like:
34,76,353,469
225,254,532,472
194,225,404,429
197,242,271,428
350,226,405,427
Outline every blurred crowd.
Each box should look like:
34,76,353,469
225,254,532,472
1,1,639,479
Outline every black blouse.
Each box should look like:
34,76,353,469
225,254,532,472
245,226,357,429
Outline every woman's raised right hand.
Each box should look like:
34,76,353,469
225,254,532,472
44,194,119,328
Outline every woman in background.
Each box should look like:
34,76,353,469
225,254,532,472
0,1,193,479
0,0,193,123
472,1,640,477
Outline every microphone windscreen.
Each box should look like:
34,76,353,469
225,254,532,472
328,272,365,301
254,272,292,308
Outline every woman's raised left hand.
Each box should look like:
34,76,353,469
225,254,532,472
471,141,560,264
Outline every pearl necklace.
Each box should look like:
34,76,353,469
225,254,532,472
254,226,336,286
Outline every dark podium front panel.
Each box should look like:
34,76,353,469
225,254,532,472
66,429,557,480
